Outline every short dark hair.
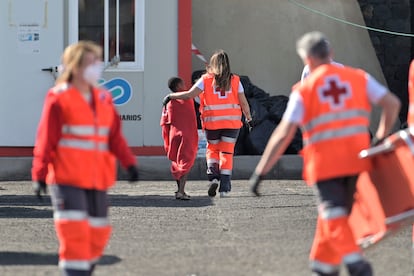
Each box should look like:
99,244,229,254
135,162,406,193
168,77,184,92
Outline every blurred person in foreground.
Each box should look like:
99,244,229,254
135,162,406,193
32,41,139,276
250,31,400,276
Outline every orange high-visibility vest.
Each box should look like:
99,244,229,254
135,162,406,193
298,64,372,184
199,74,243,130
408,60,414,126
49,85,116,190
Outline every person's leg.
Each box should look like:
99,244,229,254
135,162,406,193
176,174,190,200
217,129,239,196
343,176,373,276
311,177,372,276
86,189,111,275
50,185,91,276
205,129,221,197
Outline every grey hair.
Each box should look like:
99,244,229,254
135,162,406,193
296,31,331,60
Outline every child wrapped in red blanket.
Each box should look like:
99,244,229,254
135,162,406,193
160,77,198,200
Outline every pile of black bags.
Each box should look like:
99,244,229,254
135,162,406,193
192,70,303,155
236,76,302,155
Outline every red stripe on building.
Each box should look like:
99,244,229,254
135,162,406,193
0,146,165,157
178,0,192,88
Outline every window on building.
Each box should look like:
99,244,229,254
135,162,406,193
78,0,144,69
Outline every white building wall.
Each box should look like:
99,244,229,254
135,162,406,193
142,0,178,147
0,0,179,148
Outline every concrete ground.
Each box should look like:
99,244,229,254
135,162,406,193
0,179,412,276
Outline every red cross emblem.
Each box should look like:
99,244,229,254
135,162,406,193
214,87,231,99
317,76,351,109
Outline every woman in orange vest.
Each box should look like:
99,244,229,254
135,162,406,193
32,41,139,276
249,32,400,276
163,50,253,197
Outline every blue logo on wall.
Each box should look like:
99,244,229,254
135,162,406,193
99,78,132,106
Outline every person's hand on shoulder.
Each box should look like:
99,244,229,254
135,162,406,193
162,94,172,107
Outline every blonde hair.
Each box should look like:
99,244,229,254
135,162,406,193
207,50,232,91
56,41,102,84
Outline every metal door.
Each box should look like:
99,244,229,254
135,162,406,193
0,0,64,146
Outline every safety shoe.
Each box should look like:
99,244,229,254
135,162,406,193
208,179,219,197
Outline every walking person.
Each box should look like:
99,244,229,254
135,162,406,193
249,31,400,275
32,41,139,276
160,77,198,200
162,50,253,197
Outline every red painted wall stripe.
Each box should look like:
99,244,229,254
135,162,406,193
178,0,192,87
0,146,166,157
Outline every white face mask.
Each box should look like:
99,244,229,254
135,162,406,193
83,62,104,85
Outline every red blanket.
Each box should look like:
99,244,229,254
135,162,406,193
160,99,198,180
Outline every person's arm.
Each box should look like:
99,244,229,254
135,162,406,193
374,92,400,140
32,92,63,181
365,74,401,140
238,92,252,122
169,84,203,100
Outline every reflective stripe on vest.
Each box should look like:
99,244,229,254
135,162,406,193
59,138,109,151
59,260,90,270
303,125,367,146
310,260,340,274
62,125,110,136
54,210,88,221
203,104,241,111
302,109,370,132
203,115,241,122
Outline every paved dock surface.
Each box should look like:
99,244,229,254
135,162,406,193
0,180,411,276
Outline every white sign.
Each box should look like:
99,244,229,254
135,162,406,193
17,23,40,54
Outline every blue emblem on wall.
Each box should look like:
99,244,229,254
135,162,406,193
99,78,132,106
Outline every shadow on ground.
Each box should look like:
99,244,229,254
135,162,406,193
109,194,214,208
0,206,52,218
0,251,121,266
